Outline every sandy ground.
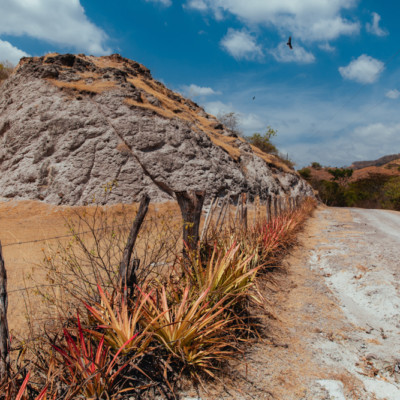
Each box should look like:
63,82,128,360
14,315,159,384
185,206,400,399
0,199,182,334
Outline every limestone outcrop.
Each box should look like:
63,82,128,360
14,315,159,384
0,53,312,204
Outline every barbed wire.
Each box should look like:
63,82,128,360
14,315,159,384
1,214,184,248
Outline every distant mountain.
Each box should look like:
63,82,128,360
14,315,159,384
350,154,400,170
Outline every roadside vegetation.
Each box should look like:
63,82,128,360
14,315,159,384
299,164,400,210
0,61,13,85
1,197,316,399
217,112,295,169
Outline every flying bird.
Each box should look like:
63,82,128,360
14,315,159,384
287,36,293,50
252,96,256,100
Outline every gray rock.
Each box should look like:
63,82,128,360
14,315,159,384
0,53,313,205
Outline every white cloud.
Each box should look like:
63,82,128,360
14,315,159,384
185,0,360,42
146,0,172,6
339,55,384,84
0,0,109,55
184,0,208,11
0,40,29,64
182,84,221,97
366,12,388,37
318,43,335,52
386,89,400,100
220,29,263,60
271,42,315,63
239,113,265,133
204,100,234,116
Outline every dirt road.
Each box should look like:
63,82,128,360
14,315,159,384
193,206,400,399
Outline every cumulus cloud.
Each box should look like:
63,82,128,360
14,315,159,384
184,0,208,11
339,55,384,84
182,84,221,97
185,0,360,42
318,43,335,52
0,0,109,55
146,0,172,6
271,42,315,63
0,40,29,64
386,89,400,100
366,12,388,37
204,100,234,116
220,29,263,60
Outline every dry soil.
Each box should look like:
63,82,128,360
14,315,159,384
185,206,400,400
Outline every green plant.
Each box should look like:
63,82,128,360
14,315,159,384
327,168,353,185
84,284,153,355
246,127,278,155
140,285,235,378
298,167,311,180
183,241,259,304
311,162,322,169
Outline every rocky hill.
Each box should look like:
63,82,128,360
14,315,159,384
350,153,400,170
0,53,312,205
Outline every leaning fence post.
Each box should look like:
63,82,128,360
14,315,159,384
0,241,10,382
119,194,150,295
176,190,205,253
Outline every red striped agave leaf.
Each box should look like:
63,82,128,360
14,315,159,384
52,314,135,399
84,284,153,355
15,372,48,400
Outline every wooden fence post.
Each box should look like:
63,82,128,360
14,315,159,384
273,195,278,219
289,197,294,211
119,194,150,295
240,193,248,231
215,196,229,230
176,190,205,253
266,195,272,224
0,242,10,382
277,195,282,216
200,196,216,242
217,196,230,233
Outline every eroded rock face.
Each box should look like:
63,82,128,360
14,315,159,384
0,53,313,204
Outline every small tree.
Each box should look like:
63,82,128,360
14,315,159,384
217,112,242,135
311,162,322,170
246,126,278,155
298,167,311,180
327,168,353,186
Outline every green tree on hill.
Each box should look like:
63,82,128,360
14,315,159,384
246,126,278,155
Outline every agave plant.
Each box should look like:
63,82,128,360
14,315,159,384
139,285,235,378
184,241,260,305
84,284,153,355
52,314,134,399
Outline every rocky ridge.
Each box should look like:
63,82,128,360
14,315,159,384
0,53,312,204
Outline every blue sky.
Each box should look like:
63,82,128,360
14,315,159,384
0,0,399,167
